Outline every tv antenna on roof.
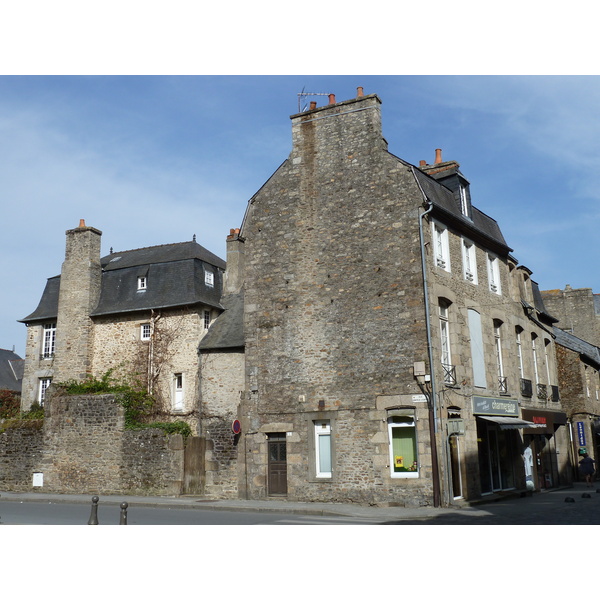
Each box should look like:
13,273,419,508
297,88,330,113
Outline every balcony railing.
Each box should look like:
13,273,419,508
520,378,533,398
537,384,548,400
498,376,508,395
442,363,457,386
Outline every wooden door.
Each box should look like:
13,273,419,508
267,433,287,496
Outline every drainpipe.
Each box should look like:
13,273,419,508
414,166,442,508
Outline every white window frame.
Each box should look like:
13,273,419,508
459,184,469,217
388,417,419,478
544,339,552,387
494,321,504,380
468,309,487,388
432,221,450,272
532,334,540,385
487,254,501,295
205,271,214,287
314,420,332,478
203,310,211,330
38,377,51,406
42,323,56,358
462,238,477,284
137,276,147,291
140,323,151,341
439,300,453,384
516,327,524,379
173,373,184,412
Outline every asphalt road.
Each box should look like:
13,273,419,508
0,501,381,525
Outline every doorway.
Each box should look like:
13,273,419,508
267,433,287,496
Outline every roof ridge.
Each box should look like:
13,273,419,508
104,239,196,258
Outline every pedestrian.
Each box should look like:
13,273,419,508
579,453,595,487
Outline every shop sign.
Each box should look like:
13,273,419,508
472,396,519,417
521,410,554,434
577,422,586,447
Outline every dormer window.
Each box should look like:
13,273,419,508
205,271,214,287
137,276,147,291
459,184,469,217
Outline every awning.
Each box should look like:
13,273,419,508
478,416,546,430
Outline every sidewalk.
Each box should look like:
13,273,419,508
0,487,552,521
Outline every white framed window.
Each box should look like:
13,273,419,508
203,310,211,330
388,414,418,478
487,254,501,295
532,334,540,385
173,373,184,411
432,221,450,272
205,271,214,287
516,327,524,379
42,323,56,358
459,184,469,217
141,323,151,341
462,239,477,284
439,299,454,385
314,420,332,478
137,276,147,290
544,339,553,386
38,377,51,406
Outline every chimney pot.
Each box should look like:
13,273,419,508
434,149,443,164
357,87,364,97
309,101,317,110
79,219,86,228
328,93,336,105
419,160,427,167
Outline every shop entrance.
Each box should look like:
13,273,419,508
477,419,517,494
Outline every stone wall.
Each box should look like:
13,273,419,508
0,391,186,495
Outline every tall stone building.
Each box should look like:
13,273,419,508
19,221,227,435
234,89,569,506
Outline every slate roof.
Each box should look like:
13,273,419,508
0,348,23,392
553,327,600,368
411,165,511,254
20,240,226,322
198,292,244,351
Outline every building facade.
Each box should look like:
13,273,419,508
19,221,227,434
234,89,569,507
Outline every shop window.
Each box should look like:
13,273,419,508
388,412,418,478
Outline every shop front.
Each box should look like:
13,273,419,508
473,396,543,496
521,409,568,490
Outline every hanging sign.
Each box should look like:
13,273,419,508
232,419,242,435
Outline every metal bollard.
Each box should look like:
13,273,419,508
88,496,99,525
119,502,128,525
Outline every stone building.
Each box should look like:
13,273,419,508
541,286,600,347
233,89,569,507
19,221,227,435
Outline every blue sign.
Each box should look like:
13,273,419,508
577,422,586,446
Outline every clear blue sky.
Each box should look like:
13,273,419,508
2,75,600,356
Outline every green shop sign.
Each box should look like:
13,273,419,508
472,396,519,417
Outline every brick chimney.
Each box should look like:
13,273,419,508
53,220,102,382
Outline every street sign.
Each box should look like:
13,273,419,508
232,419,241,435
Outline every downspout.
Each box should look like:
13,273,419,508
413,166,442,508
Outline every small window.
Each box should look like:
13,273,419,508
203,310,211,330
314,420,332,478
388,414,418,478
173,373,184,411
141,323,151,341
42,323,56,358
38,378,52,406
205,271,214,287
138,276,147,291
